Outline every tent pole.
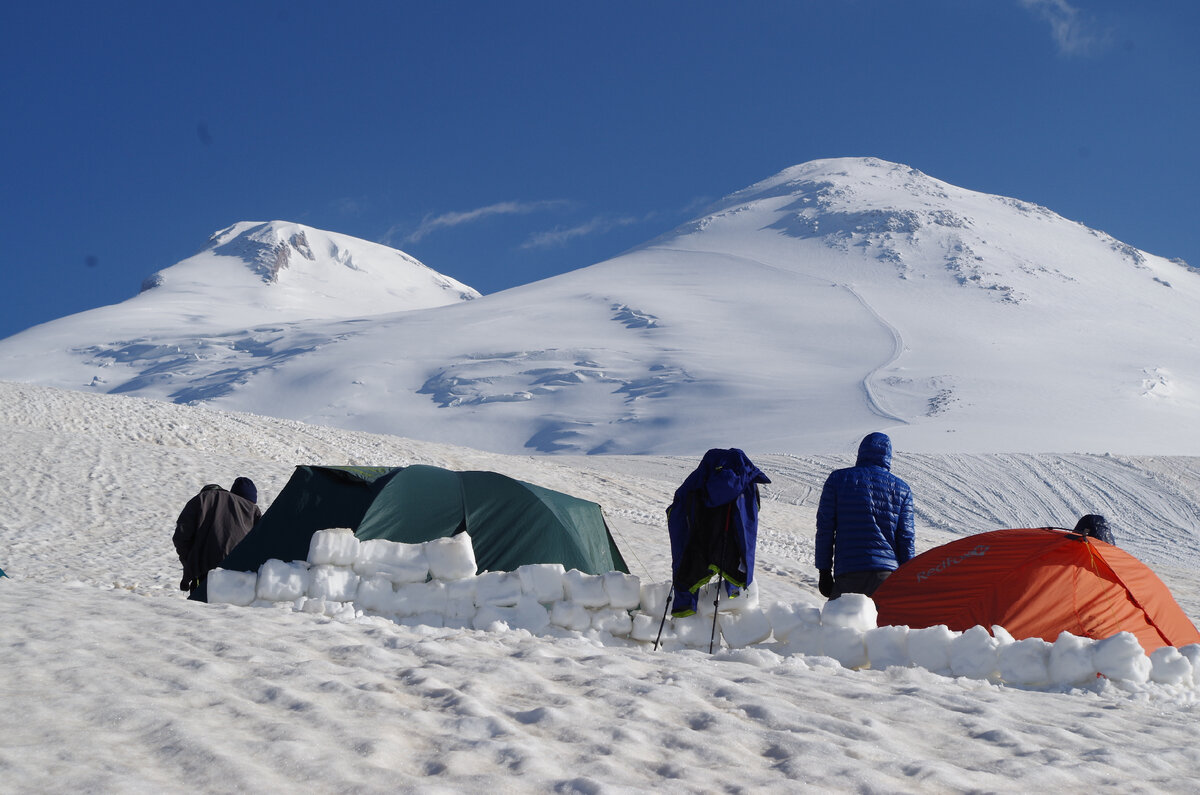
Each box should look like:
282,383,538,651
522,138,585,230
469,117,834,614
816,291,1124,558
653,589,673,651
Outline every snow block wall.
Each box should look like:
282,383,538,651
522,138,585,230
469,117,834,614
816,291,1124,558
206,530,1200,691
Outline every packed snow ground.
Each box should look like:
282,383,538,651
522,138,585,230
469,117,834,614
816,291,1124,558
4,380,1200,792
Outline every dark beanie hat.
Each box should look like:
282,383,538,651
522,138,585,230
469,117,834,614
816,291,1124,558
1073,513,1115,545
231,477,258,504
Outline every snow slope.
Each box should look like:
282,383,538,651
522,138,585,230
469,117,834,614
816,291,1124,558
0,220,478,389
1,159,1197,456
3,380,1200,792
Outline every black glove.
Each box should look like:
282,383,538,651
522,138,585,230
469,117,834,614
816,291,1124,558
818,569,833,598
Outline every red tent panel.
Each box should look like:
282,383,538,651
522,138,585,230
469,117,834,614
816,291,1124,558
873,528,1200,654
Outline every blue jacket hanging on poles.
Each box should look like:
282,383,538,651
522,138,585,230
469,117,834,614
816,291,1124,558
666,448,770,617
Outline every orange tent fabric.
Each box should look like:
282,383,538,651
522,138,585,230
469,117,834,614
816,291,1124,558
873,528,1200,654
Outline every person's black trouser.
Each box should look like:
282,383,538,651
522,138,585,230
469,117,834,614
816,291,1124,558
831,570,891,599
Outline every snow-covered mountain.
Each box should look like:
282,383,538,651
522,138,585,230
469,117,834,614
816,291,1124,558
142,220,481,320
1,158,1197,455
0,220,478,397
0,219,475,366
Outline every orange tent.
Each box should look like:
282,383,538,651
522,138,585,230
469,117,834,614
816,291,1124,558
873,527,1200,654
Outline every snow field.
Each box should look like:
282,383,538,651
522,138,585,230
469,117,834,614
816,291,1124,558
208,531,1200,691
8,380,1200,791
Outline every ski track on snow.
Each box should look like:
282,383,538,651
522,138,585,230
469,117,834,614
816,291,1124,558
840,285,909,425
652,247,910,426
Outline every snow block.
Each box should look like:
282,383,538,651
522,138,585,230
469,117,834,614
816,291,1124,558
690,580,759,617
639,581,671,619
442,579,477,620
602,572,641,610
821,593,877,632
997,637,1052,686
512,595,551,633
307,528,359,566
474,570,523,607
591,607,634,637
907,625,957,676
308,565,360,603
355,575,398,614
353,538,428,584
631,612,671,643
1179,644,1200,687
1149,645,1193,685
563,570,609,608
780,622,825,658
207,568,258,607
549,600,592,632
671,613,713,649
949,626,999,680
695,581,723,617
1093,632,1151,683
1048,632,1096,686
517,563,566,604
991,625,1017,646
256,559,310,603
822,624,868,669
721,580,760,613
765,602,821,644
425,533,477,581
397,580,449,617
718,608,772,649
864,625,910,670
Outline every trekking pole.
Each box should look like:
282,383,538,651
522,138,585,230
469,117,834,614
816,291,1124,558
653,588,674,651
709,578,722,654
709,504,734,654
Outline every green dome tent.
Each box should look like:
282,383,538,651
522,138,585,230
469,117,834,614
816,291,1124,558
195,465,628,600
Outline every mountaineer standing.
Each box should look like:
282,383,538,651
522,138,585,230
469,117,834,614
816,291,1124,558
815,432,915,599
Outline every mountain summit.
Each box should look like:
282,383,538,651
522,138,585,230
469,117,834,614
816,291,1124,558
137,220,479,321
0,221,478,392
660,157,1168,304
1,158,1196,455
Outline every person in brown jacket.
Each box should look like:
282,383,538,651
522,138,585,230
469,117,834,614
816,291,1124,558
173,477,261,593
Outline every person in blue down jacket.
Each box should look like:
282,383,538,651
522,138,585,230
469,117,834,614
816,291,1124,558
815,432,915,599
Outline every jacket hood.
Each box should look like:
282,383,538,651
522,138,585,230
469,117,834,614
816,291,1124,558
855,432,892,470
688,448,771,507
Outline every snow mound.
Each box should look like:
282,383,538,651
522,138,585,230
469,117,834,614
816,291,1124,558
208,535,1200,691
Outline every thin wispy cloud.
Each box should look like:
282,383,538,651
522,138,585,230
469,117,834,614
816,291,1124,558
333,196,368,216
1018,0,1109,56
520,214,642,250
403,200,572,244
521,201,722,251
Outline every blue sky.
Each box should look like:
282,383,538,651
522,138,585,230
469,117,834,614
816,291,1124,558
2,1,1197,339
